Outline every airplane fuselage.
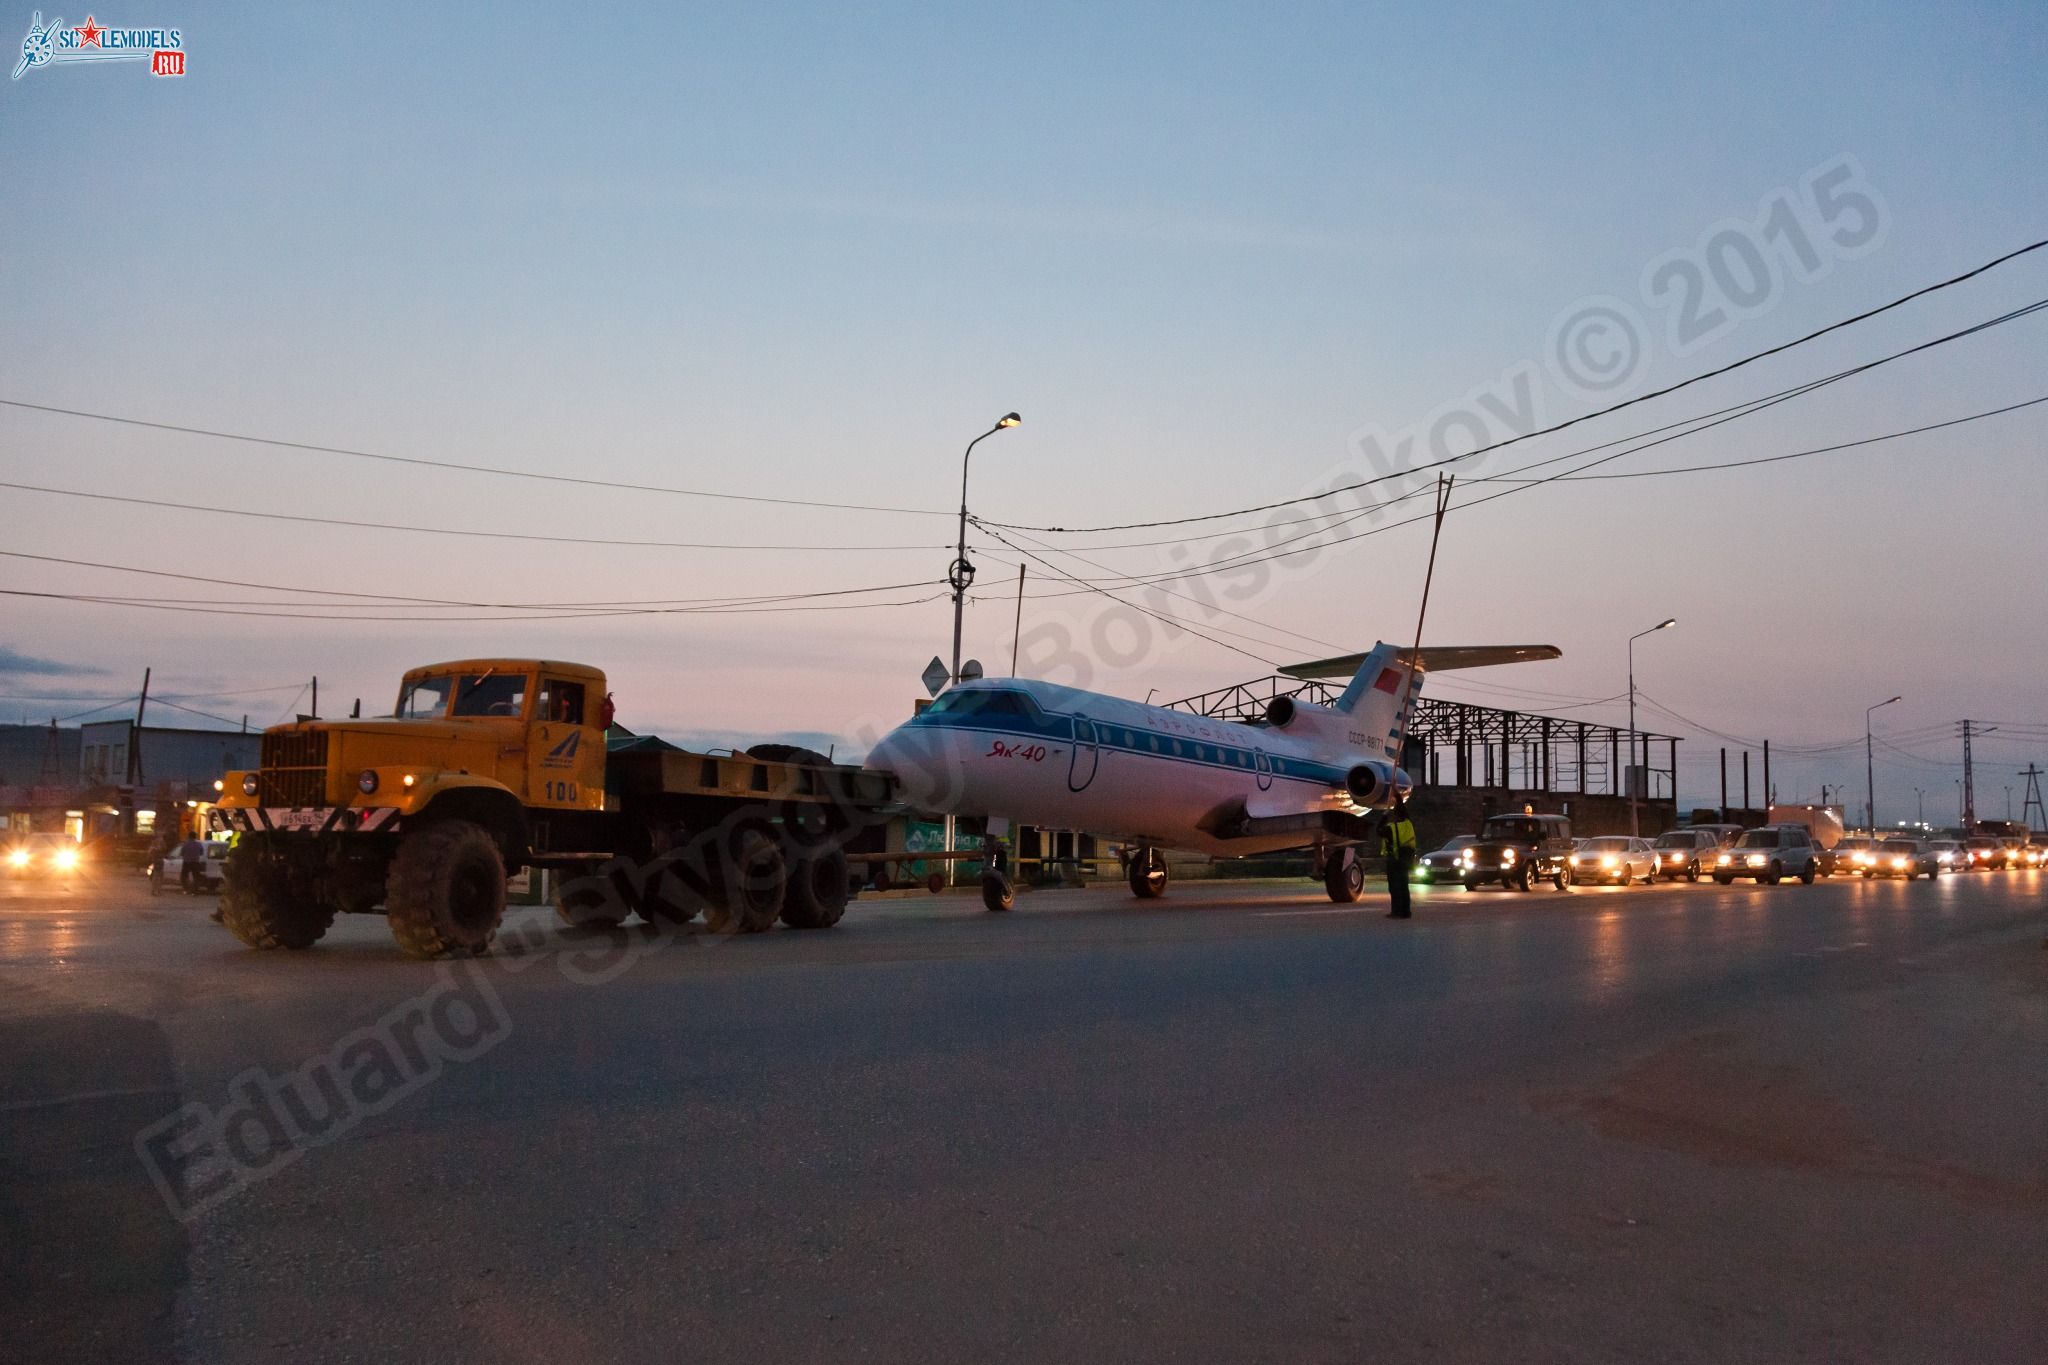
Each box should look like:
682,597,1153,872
866,677,1399,857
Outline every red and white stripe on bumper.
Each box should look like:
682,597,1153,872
212,807,402,835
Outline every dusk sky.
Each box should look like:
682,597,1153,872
3,1,2044,815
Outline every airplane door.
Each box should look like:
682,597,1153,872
1254,745,1273,791
1067,717,1100,792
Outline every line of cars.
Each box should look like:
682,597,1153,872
1412,812,2040,892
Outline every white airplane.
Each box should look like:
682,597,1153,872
865,640,1560,909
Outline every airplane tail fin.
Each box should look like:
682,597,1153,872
1332,642,1416,762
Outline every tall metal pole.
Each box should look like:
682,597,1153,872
1626,618,1674,835
1866,695,1900,833
1010,564,1027,677
949,415,1020,685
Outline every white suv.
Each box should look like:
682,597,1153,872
1713,824,1820,885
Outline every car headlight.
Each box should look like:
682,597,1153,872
52,847,78,870
1569,853,1582,865
358,770,380,795
1666,853,1682,863
242,774,260,797
1891,856,1908,869
1717,853,1731,865
1501,849,1515,865
1600,854,1619,869
1746,854,1766,867
6,849,26,868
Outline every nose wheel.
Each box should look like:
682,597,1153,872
1323,846,1366,903
1129,846,1168,899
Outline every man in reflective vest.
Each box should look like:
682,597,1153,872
1380,795,1418,918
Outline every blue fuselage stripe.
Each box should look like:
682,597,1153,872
910,711,1349,785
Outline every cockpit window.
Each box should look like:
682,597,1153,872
922,689,1040,718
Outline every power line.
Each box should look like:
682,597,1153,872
0,400,951,519
0,550,941,610
0,481,947,552
1004,302,2048,598
984,237,2048,534
0,587,950,623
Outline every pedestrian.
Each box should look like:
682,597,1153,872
1381,795,1418,919
178,835,206,894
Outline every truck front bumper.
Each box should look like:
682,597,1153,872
212,806,403,836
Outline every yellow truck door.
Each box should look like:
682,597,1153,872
527,674,606,811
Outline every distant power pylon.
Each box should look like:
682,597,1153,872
2022,765,2046,834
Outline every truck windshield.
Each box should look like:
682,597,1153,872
397,676,453,719
396,674,529,719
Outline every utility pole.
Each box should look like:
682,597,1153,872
2021,765,2045,833
1763,739,1772,809
1865,695,1900,833
948,414,1021,685
1913,787,1924,823
1719,747,1728,819
128,666,151,786
311,676,319,720
1960,720,1974,827
1626,618,1677,836
1742,750,1750,816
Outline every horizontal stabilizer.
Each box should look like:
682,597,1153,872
1282,644,1561,680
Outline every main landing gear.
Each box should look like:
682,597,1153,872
1128,846,1168,899
1322,846,1366,903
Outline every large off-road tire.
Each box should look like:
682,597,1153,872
1128,847,1168,899
701,827,786,935
1323,847,1365,903
220,839,335,951
386,820,506,958
780,847,851,929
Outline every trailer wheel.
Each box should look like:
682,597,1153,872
702,828,786,934
780,848,850,929
220,838,335,951
387,820,506,958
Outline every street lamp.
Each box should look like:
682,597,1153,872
950,413,1021,685
1627,618,1676,835
1865,695,1900,833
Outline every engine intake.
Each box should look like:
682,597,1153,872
1265,696,1296,728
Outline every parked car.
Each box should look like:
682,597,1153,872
2,832,84,880
1570,836,1658,885
1713,824,1820,884
1866,837,1941,879
148,841,229,895
1652,828,1723,881
1413,835,1477,884
1459,812,1575,891
1822,836,1875,877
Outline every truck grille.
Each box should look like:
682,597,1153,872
259,730,329,806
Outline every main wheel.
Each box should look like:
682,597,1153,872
780,847,851,929
980,871,1015,912
220,838,336,951
1799,860,1817,885
387,820,506,957
1128,847,1167,899
1513,862,1534,893
1323,847,1365,903
701,827,787,934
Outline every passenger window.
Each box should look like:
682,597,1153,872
540,679,586,726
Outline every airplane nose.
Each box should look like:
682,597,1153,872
865,723,966,811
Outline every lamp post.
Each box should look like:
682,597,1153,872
949,413,1021,685
1627,618,1676,835
1865,695,1900,833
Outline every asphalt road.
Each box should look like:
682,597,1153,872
2,867,2044,1364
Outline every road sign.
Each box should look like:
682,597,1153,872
921,656,949,697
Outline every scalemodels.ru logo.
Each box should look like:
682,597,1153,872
13,11,185,80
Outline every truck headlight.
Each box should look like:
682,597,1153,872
1501,849,1515,865
358,770,380,795
52,846,78,871
242,774,260,797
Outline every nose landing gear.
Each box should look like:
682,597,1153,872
1128,846,1168,899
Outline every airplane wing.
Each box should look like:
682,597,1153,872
1280,644,1561,680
